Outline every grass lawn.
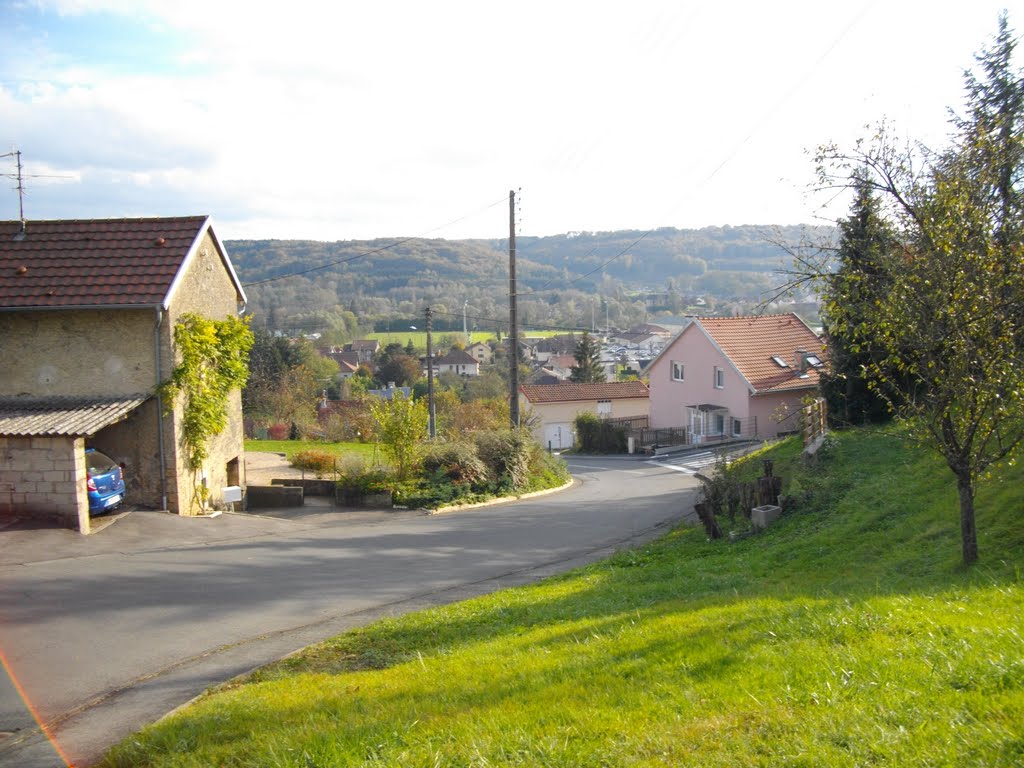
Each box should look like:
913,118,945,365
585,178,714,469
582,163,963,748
105,429,1024,767
245,439,379,464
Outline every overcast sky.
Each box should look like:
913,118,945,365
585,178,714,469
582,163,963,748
0,1,1018,241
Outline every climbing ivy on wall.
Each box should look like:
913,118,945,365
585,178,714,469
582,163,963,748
160,313,253,512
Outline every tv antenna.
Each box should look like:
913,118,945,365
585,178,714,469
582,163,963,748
1,149,26,233
2,149,73,237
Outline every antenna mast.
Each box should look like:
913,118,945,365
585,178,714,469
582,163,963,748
2,149,27,236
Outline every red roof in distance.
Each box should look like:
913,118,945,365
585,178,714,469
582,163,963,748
520,381,650,404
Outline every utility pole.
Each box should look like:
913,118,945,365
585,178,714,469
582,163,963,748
425,305,436,438
508,189,520,429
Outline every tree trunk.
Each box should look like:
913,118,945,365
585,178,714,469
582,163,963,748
956,469,978,565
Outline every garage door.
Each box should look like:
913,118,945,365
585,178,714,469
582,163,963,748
543,423,573,450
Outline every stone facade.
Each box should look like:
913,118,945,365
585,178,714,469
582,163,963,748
0,220,248,525
0,435,89,532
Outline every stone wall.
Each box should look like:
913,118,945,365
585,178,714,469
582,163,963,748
0,435,90,532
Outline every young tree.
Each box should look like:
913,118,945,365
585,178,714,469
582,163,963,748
818,14,1024,565
570,331,605,383
369,392,429,480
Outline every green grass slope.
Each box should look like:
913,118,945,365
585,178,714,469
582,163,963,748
103,429,1024,767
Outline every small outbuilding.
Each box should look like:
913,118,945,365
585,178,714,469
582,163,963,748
0,216,248,532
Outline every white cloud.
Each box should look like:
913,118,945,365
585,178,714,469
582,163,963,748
1,0,1018,239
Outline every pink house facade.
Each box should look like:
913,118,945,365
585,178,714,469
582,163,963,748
646,314,825,442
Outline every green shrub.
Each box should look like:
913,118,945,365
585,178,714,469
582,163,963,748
474,430,531,491
290,450,337,478
421,442,490,486
573,412,628,453
524,442,571,491
337,467,392,496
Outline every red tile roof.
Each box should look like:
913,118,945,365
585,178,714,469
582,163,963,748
696,314,825,393
0,216,244,310
520,381,650,404
437,349,478,365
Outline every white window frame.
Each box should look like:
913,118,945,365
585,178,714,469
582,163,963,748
596,399,612,416
714,366,725,389
672,361,685,382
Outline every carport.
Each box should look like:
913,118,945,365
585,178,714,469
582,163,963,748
0,395,149,534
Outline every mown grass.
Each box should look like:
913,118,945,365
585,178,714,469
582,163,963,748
244,439,378,464
104,428,1024,767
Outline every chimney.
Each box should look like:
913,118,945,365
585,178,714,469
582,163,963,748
794,349,808,373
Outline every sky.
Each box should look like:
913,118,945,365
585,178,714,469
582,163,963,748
0,0,1019,242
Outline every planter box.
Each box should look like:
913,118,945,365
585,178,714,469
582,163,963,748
751,504,782,530
336,488,393,509
246,484,304,509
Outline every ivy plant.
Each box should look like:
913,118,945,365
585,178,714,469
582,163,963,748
160,313,253,512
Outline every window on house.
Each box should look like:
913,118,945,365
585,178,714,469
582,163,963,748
714,414,725,434
714,366,725,389
672,361,685,381
732,418,742,437
805,354,823,368
597,399,612,416
771,356,789,368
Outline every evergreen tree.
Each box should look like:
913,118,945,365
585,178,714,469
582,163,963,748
570,332,605,383
820,172,895,425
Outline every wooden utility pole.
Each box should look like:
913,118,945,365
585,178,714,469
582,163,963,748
508,190,520,429
425,305,436,438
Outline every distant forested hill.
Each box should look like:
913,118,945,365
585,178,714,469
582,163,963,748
227,224,833,338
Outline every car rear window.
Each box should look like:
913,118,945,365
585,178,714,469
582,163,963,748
86,451,118,474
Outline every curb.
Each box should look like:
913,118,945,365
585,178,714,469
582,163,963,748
428,477,576,515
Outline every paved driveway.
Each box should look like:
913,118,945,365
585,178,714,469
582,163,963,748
0,455,699,767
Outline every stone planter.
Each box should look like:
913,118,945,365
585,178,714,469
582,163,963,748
336,488,393,509
751,504,782,530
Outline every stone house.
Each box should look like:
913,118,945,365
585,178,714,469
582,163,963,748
0,216,248,533
519,381,650,450
646,313,825,442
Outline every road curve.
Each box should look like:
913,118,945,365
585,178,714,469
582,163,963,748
0,456,698,767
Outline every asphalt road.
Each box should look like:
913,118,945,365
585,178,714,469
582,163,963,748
0,455,699,767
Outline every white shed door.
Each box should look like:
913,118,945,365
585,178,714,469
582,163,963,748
543,423,574,450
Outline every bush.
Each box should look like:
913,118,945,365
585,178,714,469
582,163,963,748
523,442,571,492
474,430,531,491
421,442,490,486
337,467,392,496
573,412,628,453
290,450,337,478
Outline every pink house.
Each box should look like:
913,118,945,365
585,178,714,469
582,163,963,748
646,314,825,441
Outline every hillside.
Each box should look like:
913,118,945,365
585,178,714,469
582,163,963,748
227,224,833,334
103,429,1024,767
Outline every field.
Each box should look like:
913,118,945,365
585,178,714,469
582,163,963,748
364,329,564,350
105,429,1024,767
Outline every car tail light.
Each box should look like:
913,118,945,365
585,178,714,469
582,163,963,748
87,474,97,492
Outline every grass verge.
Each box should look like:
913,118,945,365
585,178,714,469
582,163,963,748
105,428,1024,767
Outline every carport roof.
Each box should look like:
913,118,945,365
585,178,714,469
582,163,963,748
0,395,150,437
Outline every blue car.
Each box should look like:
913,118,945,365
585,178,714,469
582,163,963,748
86,448,126,515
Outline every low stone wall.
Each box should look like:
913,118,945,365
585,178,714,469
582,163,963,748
271,478,336,497
246,484,304,509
